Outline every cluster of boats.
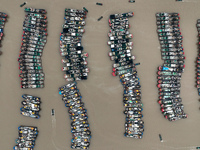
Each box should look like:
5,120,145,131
58,8,91,149
59,82,91,149
20,94,41,119
107,12,144,139
18,7,47,89
197,20,200,95
156,12,187,121
0,12,7,51
59,8,89,81
13,126,38,150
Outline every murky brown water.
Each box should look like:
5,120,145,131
0,0,200,150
